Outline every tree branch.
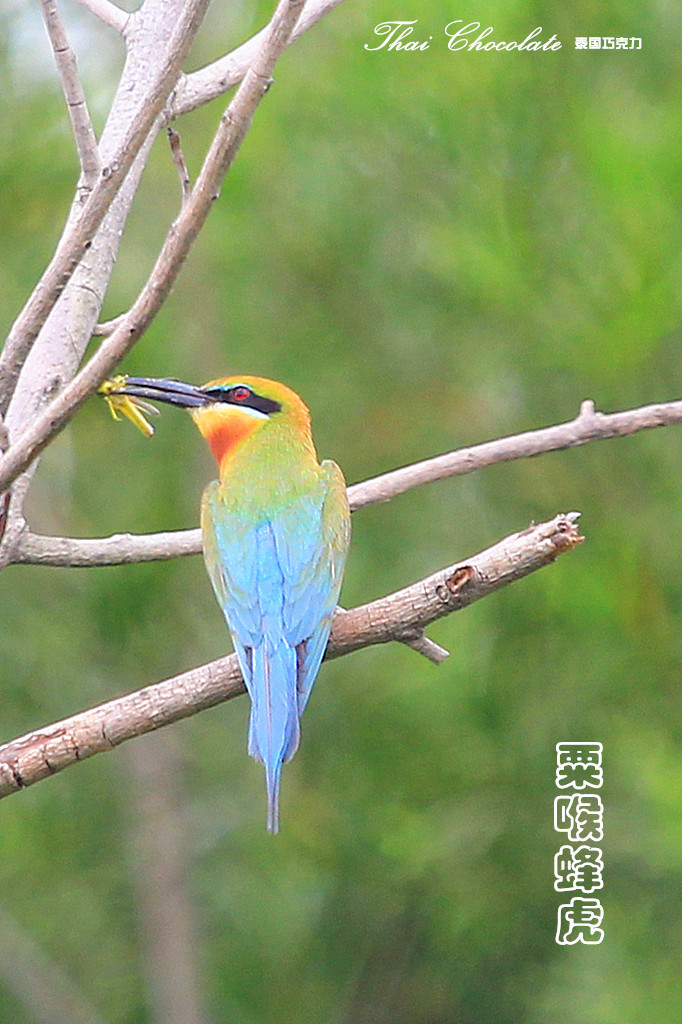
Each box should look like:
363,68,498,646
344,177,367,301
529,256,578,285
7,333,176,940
0,0,306,497
349,398,682,510
0,513,583,799
167,127,192,201
40,0,102,187
0,0,211,417
15,526,202,566
92,313,127,337
10,397,681,567
73,0,129,34
171,0,347,119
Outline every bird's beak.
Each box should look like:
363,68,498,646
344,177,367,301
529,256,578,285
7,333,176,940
104,376,211,409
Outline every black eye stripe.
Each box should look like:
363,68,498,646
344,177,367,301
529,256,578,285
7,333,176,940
202,385,282,415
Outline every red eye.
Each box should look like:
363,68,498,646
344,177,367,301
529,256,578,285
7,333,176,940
230,386,251,403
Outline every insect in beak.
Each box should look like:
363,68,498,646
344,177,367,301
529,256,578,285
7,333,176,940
99,376,161,437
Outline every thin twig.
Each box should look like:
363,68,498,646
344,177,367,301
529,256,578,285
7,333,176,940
92,313,128,337
0,0,306,495
172,0,346,118
73,0,129,34
0,0,211,418
40,0,101,187
167,127,191,200
399,632,450,665
0,513,583,799
10,396,682,568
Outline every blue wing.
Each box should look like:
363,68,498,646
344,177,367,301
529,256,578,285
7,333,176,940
201,461,350,832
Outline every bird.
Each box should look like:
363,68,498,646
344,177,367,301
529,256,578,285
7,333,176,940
106,374,351,832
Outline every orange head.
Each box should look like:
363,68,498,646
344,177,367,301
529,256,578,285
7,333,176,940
190,375,313,469
107,374,315,473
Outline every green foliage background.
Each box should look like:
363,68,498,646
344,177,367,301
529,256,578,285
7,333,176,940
2,0,682,1020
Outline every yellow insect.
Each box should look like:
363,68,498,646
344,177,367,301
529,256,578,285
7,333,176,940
99,376,158,437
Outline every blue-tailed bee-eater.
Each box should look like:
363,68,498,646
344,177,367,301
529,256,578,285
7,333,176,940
108,375,351,832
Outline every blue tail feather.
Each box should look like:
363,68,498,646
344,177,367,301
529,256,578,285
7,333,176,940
248,641,300,833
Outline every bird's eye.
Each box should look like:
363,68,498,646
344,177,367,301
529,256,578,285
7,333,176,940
230,386,252,403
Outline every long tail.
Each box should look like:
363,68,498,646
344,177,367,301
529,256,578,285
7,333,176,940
248,640,301,833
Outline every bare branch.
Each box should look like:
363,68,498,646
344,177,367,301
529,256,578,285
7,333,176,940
40,0,101,187
349,396,682,511
0,0,211,417
399,631,450,664
0,0,307,495
73,0,129,34
92,313,128,337
15,526,202,566
0,513,583,798
10,396,682,568
167,127,192,200
329,513,582,654
172,0,346,118
0,0,220,571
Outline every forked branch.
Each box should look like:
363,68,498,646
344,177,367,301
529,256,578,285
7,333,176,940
0,0,211,416
0,0,306,494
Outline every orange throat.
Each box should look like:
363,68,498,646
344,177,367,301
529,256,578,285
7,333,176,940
191,406,261,470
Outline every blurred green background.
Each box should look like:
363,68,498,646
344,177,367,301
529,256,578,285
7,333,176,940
2,0,682,1021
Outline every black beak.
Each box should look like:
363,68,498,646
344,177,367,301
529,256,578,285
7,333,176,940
107,376,211,409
